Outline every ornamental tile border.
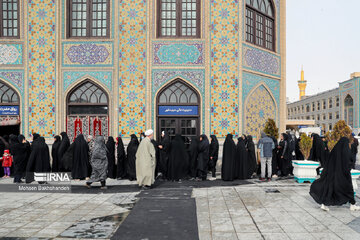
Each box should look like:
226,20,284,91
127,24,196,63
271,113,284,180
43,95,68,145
151,69,205,131
152,41,205,66
62,42,114,67
63,71,113,91
242,44,280,77
0,70,24,93
0,44,23,65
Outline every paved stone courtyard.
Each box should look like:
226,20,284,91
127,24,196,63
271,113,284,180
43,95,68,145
0,178,359,239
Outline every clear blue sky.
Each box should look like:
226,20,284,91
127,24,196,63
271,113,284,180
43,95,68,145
286,0,360,102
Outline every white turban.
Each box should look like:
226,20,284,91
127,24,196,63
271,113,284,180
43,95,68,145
145,129,154,136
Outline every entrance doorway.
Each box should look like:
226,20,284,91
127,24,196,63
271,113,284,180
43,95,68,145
156,80,200,145
66,80,109,142
0,81,20,136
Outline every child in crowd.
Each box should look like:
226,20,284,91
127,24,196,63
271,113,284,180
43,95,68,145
0,149,13,178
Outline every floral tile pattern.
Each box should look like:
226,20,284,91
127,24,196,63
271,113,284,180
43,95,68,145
0,44,22,65
63,71,113,91
118,0,147,137
28,0,56,137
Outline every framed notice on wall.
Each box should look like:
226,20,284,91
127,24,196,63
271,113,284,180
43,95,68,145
158,106,198,116
0,106,19,115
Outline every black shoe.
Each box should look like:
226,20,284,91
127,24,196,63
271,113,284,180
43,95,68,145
141,185,151,190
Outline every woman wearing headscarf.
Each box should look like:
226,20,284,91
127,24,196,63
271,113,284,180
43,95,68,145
310,137,360,211
106,136,116,179
151,138,160,177
26,136,51,183
221,134,236,181
209,135,219,180
295,135,304,160
72,134,90,180
168,134,189,181
236,136,248,180
246,135,257,178
279,133,291,176
116,136,127,180
127,134,139,181
309,134,327,175
58,132,70,171
271,135,279,177
196,134,210,181
158,131,170,179
188,136,198,180
86,136,108,189
10,135,30,183
51,135,61,172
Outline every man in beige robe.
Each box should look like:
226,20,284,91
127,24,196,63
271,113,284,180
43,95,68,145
136,129,156,189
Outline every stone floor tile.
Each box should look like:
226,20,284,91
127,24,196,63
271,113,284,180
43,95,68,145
233,223,259,233
5,228,40,237
231,216,254,225
211,218,235,232
310,232,342,240
262,233,290,240
287,233,315,240
198,231,212,240
279,224,307,233
33,227,63,238
237,232,263,240
212,231,238,240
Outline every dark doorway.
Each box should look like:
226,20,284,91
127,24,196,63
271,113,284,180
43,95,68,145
0,124,20,136
156,80,200,146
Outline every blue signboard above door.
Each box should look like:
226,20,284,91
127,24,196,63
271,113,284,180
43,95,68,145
0,106,19,115
158,106,198,116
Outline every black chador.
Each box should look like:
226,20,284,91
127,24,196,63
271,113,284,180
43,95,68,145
26,136,51,183
116,136,127,179
188,136,198,179
158,131,171,179
58,132,70,171
168,134,189,181
51,135,61,172
310,137,357,207
246,135,257,178
106,136,116,179
197,134,210,180
72,134,90,179
127,134,139,181
221,134,236,181
236,137,248,180
10,135,30,183
209,135,219,178
309,134,327,166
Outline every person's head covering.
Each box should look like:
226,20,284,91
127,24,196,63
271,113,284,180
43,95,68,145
145,129,154,136
210,135,218,144
247,135,253,142
4,149,9,155
87,135,93,141
9,134,19,144
282,133,288,141
32,133,40,141
18,135,25,143
54,135,61,143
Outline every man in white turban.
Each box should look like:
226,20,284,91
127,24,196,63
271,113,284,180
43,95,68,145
136,129,156,189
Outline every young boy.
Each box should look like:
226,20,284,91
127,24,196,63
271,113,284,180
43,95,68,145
0,149,13,178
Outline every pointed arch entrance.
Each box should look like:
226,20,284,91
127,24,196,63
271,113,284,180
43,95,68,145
66,80,109,141
344,94,354,128
0,80,20,135
156,79,200,145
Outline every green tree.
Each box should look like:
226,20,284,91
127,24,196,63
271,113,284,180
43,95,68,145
299,133,312,160
325,120,352,151
263,118,279,139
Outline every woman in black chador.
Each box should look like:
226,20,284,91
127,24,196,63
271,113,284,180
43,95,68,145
127,134,139,181
236,137,249,180
51,135,61,172
168,134,189,181
10,135,30,183
72,134,90,180
158,131,171,179
26,136,51,183
188,136,198,179
197,134,210,181
309,134,327,166
279,133,291,176
221,134,236,181
246,135,257,178
106,136,116,179
310,137,360,211
116,136,127,179
58,132,70,171
209,135,219,180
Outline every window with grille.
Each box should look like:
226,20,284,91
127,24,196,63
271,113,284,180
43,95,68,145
67,81,108,115
158,0,200,38
0,0,19,38
68,0,110,38
246,0,275,51
0,81,19,104
158,81,198,104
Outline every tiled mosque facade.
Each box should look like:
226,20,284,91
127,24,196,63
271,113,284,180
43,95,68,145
0,0,286,142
